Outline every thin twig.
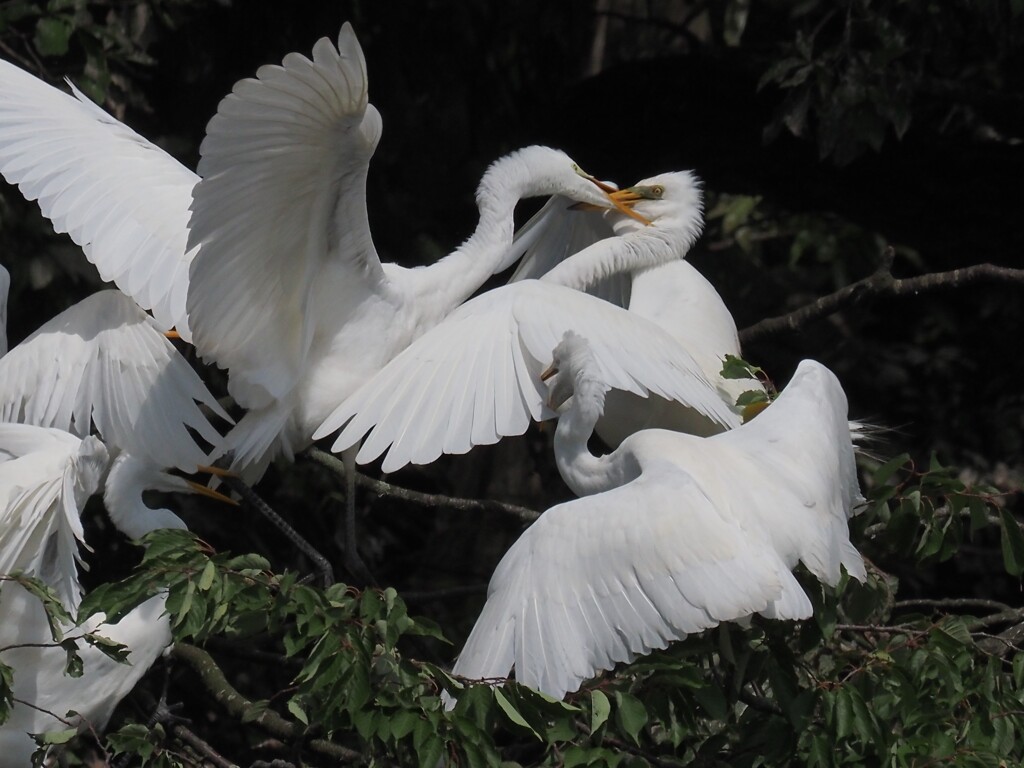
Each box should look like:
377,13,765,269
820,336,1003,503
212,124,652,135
894,597,1013,613
306,447,540,523
219,471,335,588
739,253,1024,345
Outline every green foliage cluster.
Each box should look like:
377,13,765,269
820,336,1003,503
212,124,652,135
3,453,1022,766
758,0,1024,164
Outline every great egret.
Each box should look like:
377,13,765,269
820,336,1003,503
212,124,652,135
449,332,865,701
0,25,628,481
0,424,183,763
0,283,233,758
509,173,765,444
315,176,743,472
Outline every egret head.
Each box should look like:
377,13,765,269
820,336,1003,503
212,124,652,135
606,170,704,236
476,145,634,217
540,331,605,410
102,453,236,541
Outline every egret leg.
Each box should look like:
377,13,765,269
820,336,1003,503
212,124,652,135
341,445,374,585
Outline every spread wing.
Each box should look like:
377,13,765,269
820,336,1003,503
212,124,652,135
0,291,230,471
315,280,741,472
0,59,197,337
451,462,795,700
713,359,866,585
187,23,386,407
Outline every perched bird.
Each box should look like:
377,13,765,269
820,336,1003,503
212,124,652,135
0,424,176,763
509,172,765,444
0,25,628,481
449,332,865,701
0,282,233,758
316,175,743,471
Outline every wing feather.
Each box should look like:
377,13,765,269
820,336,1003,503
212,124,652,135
0,291,230,471
0,425,108,610
316,281,740,472
187,23,385,406
452,464,791,699
0,59,197,336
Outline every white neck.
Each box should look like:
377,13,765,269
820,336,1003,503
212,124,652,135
103,454,187,540
409,150,567,309
553,372,639,496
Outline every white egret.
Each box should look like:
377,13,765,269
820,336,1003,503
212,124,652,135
509,173,766,444
449,332,865,701
0,424,187,763
0,282,234,758
0,26,629,482
184,27,632,476
316,176,743,472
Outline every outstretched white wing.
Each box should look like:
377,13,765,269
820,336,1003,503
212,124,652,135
187,23,386,407
315,280,741,472
0,59,197,337
451,462,795,700
0,291,230,471
0,425,108,610
710,359,866,585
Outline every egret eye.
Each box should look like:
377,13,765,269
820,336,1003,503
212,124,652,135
651,185,664,198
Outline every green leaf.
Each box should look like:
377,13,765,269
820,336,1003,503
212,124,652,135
198,560,216,592
614,691,648,745
999,509,1024,576
34,16,73,56
870,452,911,489
494,688,541,740
286,698,309,726
37,727,77,745
720,354,764,381
590,689,610,733
694,684,728,721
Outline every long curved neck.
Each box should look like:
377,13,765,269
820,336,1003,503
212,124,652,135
554,374,637,497
543,226,676,292
411,153,551,309
103,454,187,540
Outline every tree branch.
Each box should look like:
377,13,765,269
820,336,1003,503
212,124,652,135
306,447,540,523
739,252,1024,345
171,643,365,764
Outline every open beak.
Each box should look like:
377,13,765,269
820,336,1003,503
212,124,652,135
186,464,241,505
185,479,239,506
570,183,653,226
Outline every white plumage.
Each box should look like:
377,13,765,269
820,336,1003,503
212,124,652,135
0,26,625,480
509,172,765,444
0,281,230,759
449,332,865,701
316,173,746,471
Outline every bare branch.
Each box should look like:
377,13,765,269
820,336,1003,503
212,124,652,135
172,643,367,764
218,468,335,588
306,447,540,523
739,253,1024,345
